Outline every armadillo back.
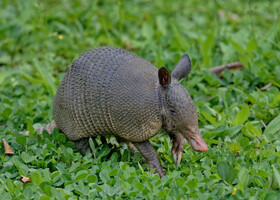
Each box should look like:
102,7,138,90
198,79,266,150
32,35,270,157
53,46,162,142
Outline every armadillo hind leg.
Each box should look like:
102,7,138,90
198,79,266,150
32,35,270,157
133,140,165,178
74,138,91,155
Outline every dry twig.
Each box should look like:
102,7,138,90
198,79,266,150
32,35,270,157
209,61,244,78
260,120,267,128
260,82,273,91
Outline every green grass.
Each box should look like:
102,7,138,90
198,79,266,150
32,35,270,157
1,0,280,199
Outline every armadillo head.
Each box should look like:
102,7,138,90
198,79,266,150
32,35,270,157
158,54,207,152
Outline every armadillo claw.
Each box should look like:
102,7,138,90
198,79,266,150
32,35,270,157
172,142,178,164
172,147,183,166
171,134,185,166
173,153,177,164
177,151,182,167
149,163,165,178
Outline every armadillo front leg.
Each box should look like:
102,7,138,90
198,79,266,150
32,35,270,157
169,133,185,166
133,140,165,178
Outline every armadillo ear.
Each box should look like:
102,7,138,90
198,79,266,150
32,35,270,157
158,67,171,87
171,54,191,81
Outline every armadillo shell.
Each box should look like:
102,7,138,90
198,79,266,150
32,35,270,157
53,46,162,142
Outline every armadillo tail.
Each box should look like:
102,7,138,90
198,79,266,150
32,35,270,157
23,120,57,136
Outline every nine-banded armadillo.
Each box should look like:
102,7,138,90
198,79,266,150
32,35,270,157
52,46,207,177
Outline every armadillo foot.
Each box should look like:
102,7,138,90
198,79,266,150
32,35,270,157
170,133,185,166
74,138,90,155
127,142,137,154
133,140,165,178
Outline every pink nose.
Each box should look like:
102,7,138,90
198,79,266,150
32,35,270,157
189,136,208,152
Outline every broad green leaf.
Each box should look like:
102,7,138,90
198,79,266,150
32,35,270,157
101,184,120,197
246,39,258,55
264,191,279,200
164,138,169,153
2,107,12,119
42,184,52,196
164,155,173,163
186,178,198,190
264,114,280,135
217,161,237,184
40,195,51,200
230,39,245,53
109,168,119,176
272,165,280,189
21,152,36,163
61,173,72,182
89,138,95,156
32,172,42,186
234,104,250,125
135,182,144,192
23,187,33,199
226,169,238,184
75,170,88,181
121,181,131,193
217,161,229,180
87,175,97,183
50,171,60,179
201,111,216,125
99,169,110,183
222,125,242,138
6,179,15,194
203,125,242,139
25,117,35,134
238,168,250,188
239,137,249,147
16,136,27,146
245,122,261,138
19,164,29,176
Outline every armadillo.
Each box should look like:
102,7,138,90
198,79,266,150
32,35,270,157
51,46,207,177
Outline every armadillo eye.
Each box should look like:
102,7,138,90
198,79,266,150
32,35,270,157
170,108,176,116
